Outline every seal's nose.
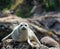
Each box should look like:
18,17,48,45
22,27,26,30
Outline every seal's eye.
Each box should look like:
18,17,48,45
20,25,23,27
25,25,27,26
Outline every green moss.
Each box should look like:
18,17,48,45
43,0,57,11
0,0,13,10
16,6,32,18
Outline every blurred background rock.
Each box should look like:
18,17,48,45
0,0,60,18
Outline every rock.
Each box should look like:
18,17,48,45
2,39,31,49
0,43,2,48
1,39,49,49
49,47,59,49
40,36,59,47
28,16,60,43
1,45,13,49
40,45,49,49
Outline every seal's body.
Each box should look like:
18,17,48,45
2,22,41,48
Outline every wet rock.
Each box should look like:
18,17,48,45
40,36,59,47
49,47,59,49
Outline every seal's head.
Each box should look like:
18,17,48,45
19,22,29,31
